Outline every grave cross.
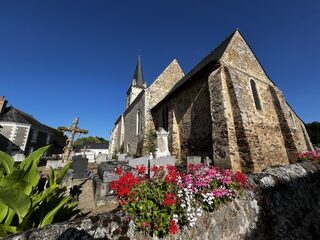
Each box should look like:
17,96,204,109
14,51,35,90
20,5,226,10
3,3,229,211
58,117,88,163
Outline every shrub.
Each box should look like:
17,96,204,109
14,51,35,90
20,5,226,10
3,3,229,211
111,163,249,238
0,146,80,237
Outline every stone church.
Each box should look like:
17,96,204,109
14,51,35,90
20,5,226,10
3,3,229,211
109,30,313,173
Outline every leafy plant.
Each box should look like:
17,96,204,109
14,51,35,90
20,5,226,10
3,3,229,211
145,128,156,154
0,146,80,237
111,164,249,238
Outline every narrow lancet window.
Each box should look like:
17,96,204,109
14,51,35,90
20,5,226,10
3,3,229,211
250,79,262,111
136,109,142,135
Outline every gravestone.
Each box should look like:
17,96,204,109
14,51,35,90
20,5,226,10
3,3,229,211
117,153,127,161
71,155,89,179
46,159,63,169
93,161,133,206
150,156,176,177
128,156,149,169
187,156,202,171
96,153,107,164
155,128,170,158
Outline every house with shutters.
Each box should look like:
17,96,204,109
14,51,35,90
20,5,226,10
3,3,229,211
0,96,66,161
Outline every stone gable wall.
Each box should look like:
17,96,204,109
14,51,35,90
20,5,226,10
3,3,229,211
143,59,184,155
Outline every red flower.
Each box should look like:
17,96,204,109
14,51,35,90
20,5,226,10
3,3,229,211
151,165,164,174
164,192,176,206
188,163,194,172
165,165,177,183
169,220,178,234
136,165,147,175
234,171,247,188
115,166,123,176
111,172,141,198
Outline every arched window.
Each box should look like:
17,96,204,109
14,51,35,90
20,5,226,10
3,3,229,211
250,79,262,111
136,109,142,135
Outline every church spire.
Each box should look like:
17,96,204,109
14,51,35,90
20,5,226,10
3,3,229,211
132,54,146,88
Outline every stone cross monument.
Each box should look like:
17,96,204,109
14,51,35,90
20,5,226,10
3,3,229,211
58,117,88,163
155,128,171,159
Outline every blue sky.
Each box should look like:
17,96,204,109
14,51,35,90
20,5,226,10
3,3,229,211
0,0,319,139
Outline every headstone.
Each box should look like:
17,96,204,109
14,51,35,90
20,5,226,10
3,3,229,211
150,156,175,177
71,155,89,179
151,156,175,169
187,156,202,171
93,161,133,206
117,153,127,161
96,153,107,164
155,128,170,158
46,159,63,169
128,156,149,169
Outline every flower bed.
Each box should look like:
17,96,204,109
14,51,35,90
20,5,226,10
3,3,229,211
111,164,249,238
297,148,320,163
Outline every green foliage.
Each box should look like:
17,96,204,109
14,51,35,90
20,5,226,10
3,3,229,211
145,128,156,154
0,146,80,237
125,178,176,237
119,144,125,154
305,122,320,147
73,136,108,147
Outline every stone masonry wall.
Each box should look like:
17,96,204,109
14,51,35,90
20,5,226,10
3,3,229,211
123,93,146,156
143,59,184,155
212,30,313,172
9,161,320,240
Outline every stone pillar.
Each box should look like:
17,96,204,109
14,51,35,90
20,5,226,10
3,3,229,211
155,128,171,158
208,67,241,171
168,109,181,163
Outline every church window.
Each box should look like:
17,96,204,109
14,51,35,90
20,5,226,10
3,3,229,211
136,109,142,135
250,79,262,111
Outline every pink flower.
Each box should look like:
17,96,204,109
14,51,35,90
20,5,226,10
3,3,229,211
212,188,232,198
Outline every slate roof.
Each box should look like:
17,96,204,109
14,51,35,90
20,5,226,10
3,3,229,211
127,55,146,94
0,107,65,143
133,55,145,88
152,30,236,110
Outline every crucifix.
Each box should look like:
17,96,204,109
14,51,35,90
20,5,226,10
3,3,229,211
58,117,88,163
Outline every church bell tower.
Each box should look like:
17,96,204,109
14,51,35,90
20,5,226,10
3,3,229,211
126,55,146,109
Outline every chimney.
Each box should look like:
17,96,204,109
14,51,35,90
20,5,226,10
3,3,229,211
0,96,8,116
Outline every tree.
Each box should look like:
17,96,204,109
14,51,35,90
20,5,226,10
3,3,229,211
305,122,320,147
73,136,108,147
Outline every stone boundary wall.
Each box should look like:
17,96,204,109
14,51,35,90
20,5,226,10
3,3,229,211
8,161,320,240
